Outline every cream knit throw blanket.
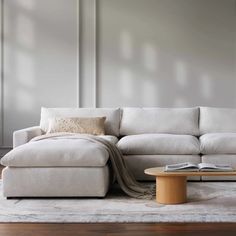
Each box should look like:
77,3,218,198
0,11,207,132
31,133,155,199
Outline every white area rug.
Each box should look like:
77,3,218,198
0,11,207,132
1,181,236,222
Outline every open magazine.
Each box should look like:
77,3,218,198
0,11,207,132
165,162,234,172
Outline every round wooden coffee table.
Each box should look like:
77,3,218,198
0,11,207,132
144,167,236,205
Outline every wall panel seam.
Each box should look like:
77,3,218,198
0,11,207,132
0,0,4,147
76,0,81,108
94,0,97,108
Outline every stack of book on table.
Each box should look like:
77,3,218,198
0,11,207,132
165,162,234,172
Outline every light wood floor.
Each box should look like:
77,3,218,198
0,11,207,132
0,165,236,236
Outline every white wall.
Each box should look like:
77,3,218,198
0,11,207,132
98,0,236,107
0,0,236,150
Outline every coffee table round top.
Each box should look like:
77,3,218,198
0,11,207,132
144,167,236,177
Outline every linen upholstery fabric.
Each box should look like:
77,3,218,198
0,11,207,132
47,117,106,135
123,155,201,181
117,134,200,155
120,107,199,135
200,107,236,135
40,107,120,136
200,133,236,154
13,126,43,148
2,166,110,197
201,155,236,181
1,137,114,167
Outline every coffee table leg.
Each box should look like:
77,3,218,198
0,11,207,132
156,176,187,204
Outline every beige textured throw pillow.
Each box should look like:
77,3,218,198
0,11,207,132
47,117,106,135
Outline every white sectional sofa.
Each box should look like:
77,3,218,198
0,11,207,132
1,106,236,198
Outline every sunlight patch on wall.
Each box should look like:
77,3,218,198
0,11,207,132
4,42,12,76
175,60,188,88
16,89,34,111
16,13,35,49
174,97,188,107
120,30,133,60
120,69,134,100
200,74,212,100
142,77,159,106
142,43,158,72
16,0,35,11
16,50,35,88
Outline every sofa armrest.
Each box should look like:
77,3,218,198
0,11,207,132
13,126,43,148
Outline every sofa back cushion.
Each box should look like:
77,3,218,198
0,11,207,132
120,107,199,135
40,107,120,136
200,107,236,135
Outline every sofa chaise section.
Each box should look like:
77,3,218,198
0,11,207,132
1,134,116,197
1,107,120,197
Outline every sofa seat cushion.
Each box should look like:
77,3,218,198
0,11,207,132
117,134,200,155
1,135,118,167
200,133,236,154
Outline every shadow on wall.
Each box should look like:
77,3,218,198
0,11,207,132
98,0,236,108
